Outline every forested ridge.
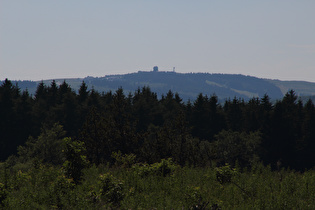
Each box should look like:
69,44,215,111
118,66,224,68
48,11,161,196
9,72,285,101
1,78,314,169
1,78,315,208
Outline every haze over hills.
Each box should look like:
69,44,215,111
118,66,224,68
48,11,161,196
6,70,315,102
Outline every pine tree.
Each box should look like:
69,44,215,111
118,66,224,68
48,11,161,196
78,81,89,103
0,79,19,160
79,107,112,165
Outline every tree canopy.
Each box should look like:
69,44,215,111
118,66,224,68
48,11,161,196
1,79,315,170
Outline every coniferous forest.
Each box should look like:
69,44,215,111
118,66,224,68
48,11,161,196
1,78,315,209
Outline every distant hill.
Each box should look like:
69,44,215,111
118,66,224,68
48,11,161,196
266,79,315,96
6,71,315,101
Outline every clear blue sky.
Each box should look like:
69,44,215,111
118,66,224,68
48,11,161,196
1,1,315,81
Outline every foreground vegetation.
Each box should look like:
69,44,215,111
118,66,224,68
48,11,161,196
1,158,315,209
1,78,315,208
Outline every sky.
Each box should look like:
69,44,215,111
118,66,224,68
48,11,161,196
1,1,315,82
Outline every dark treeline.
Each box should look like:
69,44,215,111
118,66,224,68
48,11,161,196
1,78,315,170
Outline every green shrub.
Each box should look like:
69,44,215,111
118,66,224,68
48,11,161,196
2,159,315,209
99,173,124,206
151,158,178,177
111,151,136,168
0,183,7,206
17,123,66,165
49,174,75,209
132,158,179,177
213,130,261,167
215,164,238,184
62,137,89,184
185,186,210,209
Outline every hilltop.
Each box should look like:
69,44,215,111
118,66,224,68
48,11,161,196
8,71,315,101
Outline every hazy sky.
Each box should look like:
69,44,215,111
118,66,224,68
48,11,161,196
1,1,315,81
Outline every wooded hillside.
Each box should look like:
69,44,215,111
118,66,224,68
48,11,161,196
1,78,315,170
1,78,315,208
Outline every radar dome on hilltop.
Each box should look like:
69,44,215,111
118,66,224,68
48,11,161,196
153,66,158,72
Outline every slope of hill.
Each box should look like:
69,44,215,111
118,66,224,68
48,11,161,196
266,79,315,96
82,72,284,101
8,71,286,101
9,71,315,101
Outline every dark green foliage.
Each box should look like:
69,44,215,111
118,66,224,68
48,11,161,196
139,112,203,166
1,78,315,172
213,130,261,167
132,158,178,177
62,137,88,184
0,79,22,160
17,123,66,165
299,99,315,168
132,87,161,132
266,90,303,168
99,173,124,206
191,94,225,141
1,78,315,208
149,158,178,177
1,159,315,208
0,183,7,207
184,185,210,209
111,151,136,169
79,107,112,165
49,173,75,209
224,97,245,131
215,164,237,184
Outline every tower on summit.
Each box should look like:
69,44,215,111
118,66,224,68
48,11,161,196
153,66,158,72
